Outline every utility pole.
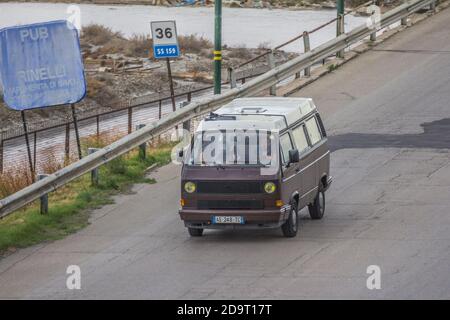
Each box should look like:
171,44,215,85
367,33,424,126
214,0,222,94
337,0,344,17
336,0,345,58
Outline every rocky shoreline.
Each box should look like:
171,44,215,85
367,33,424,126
0,0,393,17
0,0,339,11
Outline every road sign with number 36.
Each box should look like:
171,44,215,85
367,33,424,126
150,20,180,59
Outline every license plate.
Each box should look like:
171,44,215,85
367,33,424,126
212,216,245,224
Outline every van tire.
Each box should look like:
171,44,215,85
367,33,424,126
281,201,298,238
308,189,325,220
188,227,204,237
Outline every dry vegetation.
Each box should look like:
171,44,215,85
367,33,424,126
81,24,121,46
178,34,213,55
81,24,213,59
226,46,254,60
0,170,34,200
0,130,168,199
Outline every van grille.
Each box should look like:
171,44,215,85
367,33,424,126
198,200,264,210
196,181,262,194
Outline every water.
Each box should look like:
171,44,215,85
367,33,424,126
0,2,366,51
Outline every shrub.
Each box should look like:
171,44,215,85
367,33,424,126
187,60,211,74
227,46,253,60
81,24,123,46
125,34,152,58
0,170,33,199
178,35,213,55
98,37,129,55
257,42,271,50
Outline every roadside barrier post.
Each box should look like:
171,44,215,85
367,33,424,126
228,67,237,89
401,17,408,26
267,51,276,95
88,148,100,185
96,115,100,141
337,14,345,58
370,7,377,41
38,174,49,214
430,1,436,12
179,103,191,134
303,31,311,77
136,125,147,159
128,108,133,134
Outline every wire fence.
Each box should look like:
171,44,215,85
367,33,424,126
0,1,374,174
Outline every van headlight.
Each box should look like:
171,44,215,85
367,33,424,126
264,182,276,194
184,181,196,193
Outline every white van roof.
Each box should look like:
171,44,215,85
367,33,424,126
216,97,316,126
196,97,317,133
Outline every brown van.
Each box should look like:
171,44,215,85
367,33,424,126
178,97,332,237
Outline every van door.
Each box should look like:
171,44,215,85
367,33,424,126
303,115,325,204
291,124,312,208
279,132,297,205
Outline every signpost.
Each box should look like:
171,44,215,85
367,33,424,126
151,20,180,115
0,20,86,178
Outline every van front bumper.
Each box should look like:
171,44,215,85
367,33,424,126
179,206,291,229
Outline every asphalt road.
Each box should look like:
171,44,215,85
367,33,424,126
1,7,450,299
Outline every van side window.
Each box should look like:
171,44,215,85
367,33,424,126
316,114,327,137
292,125,309,153
305,117,322,145
280,133,293,164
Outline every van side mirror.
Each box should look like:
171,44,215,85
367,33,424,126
288,149,300,164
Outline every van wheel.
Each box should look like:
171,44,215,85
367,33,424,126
188,227,204,237
281,201,298,238
308,189,325,220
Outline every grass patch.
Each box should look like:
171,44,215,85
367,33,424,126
0,142,174,257
327,63,338,72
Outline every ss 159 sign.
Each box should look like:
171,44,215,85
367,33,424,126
155,46,179,57
150,20,180,59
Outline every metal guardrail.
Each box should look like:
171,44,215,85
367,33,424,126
0,0,437,218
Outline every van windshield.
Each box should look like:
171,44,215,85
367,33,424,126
187,129,278,167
